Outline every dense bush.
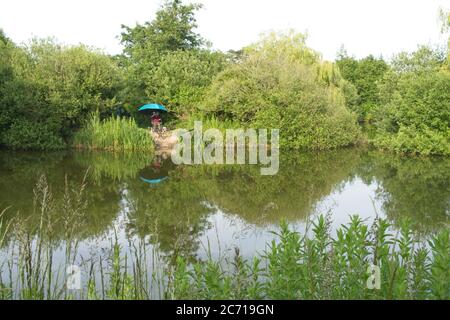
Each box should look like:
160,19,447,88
336,51,389,122
1,3,449,155
2,119,65,150
373,47,450,155
0,38,123,150
202,31,361,150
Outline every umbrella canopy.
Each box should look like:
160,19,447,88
138,103,168,112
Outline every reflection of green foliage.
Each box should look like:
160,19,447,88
187,150,362,223
73,150,153,184
358,151,450,233
125,149,363,263
0,150,120,240
1,148,448,258
0,150,66,219
125,167,213,264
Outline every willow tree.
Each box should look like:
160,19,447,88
202,31,361,150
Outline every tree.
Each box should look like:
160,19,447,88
439,8,449,60
373,46,450,155
150,50,227,117
121,0,204,56
336,49,389,122
390,45,445,74
119,0,206,109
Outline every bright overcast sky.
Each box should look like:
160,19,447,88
0,0,448,60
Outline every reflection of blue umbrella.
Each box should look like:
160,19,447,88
138,103,168,112
140,176,168,185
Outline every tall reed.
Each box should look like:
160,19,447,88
73,114,154,152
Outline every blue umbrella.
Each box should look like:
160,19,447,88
138,103,168,112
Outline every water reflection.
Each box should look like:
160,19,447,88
0,148,448,262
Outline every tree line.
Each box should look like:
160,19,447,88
0,0,449,154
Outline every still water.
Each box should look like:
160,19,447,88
0,148,448,265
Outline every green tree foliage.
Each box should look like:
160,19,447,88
0,31,16,139
150,49,227,117
1,4,449,155
0,38,122,150
336,49,389,122
439,8,449,60
202,31,361,150
121,0,204,57
390,46,446,74
373,46,450,155
119,0,225,117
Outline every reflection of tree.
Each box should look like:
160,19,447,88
124,166,214,264
199,150,363,224
0,150,65,217
124,149,363,263
0,150,123,241
1,147,448,259
358,151,450,233
73,150,152,183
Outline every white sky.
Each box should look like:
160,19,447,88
0,0,448,60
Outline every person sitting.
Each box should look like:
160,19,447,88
151,112,162,132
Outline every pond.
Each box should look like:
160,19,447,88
0,148,448,296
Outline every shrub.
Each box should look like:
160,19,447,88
0,38,123,150
373,53,450,156
373,125,450,156
336,51,390,122
1,119,65,150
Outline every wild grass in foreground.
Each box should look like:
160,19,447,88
0,174,448,300
171,217,448,300
73,113,154,152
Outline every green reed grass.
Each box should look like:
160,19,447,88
73,114,154,152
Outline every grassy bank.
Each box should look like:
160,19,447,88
0,174,448,300
73,114,154,152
